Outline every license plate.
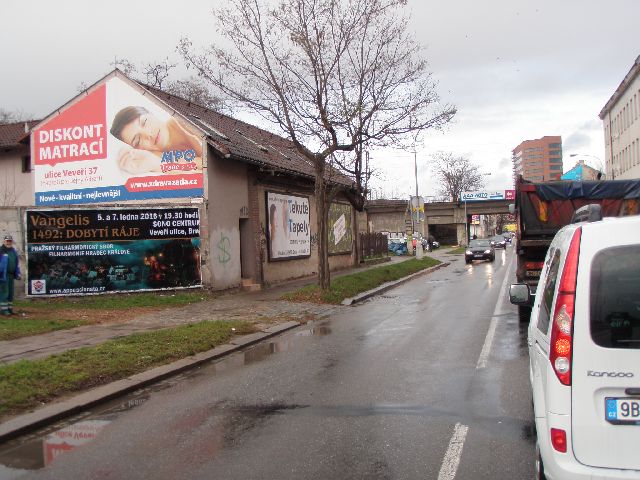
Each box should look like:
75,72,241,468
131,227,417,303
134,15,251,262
526,270,541,278
605,397,640,425
474,255,483,258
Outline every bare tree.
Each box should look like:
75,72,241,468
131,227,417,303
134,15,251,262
110,57,223,111
433,152,486,202
179,0,455,289
0,108,32,123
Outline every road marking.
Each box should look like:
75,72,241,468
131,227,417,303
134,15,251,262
476,251,515,369
437,422,469,480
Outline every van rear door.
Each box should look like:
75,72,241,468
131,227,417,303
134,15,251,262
571,224,640,470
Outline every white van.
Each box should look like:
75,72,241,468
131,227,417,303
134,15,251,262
510,206,640,479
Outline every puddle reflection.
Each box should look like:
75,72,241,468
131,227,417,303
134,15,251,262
0,323,331,473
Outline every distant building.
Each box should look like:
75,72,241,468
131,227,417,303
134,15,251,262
512,135,563,183
561,159,602,181
599,55,640,180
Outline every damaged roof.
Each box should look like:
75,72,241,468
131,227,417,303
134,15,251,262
141,84,353,188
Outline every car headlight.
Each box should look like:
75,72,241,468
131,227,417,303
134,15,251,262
484,249,491,254
465,250,472,255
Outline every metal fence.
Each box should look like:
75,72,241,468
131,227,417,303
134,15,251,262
360,232,389,260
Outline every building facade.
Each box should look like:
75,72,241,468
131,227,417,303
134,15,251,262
4,70,361,295
599,55,640,180
0,121,39,206
512,135,563,183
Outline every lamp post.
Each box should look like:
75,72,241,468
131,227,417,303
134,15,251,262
569,153,604,179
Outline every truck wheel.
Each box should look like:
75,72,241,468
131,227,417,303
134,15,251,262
518,305,531,323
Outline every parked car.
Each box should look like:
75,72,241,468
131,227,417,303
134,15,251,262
509,205,640,480
464,239,495,264
491,235,507,249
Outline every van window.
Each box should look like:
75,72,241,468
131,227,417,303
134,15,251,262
590,245,640,349
538,249,561,334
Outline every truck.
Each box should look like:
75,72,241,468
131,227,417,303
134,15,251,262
511,175,640,321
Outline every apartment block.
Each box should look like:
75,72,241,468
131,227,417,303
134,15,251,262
512,135,563,183
599,55,640,180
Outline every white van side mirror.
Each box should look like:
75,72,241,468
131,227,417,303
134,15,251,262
509,284,534,306
508,203,515,215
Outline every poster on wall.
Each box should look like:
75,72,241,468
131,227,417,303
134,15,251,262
328,202,353,254
32,75,204,206
266,192,310,260
26,207,201,296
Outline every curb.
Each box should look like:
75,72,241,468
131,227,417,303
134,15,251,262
0,321,301,443
341,261,451,306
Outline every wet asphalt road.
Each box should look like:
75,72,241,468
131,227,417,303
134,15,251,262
0,246,534,479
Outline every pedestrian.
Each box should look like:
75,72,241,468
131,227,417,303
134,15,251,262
0,234,21,315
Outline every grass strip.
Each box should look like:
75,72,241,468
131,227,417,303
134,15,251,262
447,246,467,254
0,320,254,417
0,318,88,341
282,256,441,304
15,290,212,311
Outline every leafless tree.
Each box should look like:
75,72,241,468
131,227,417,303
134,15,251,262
432,152,486,202
110,57,223,111
0,108,31,123
179,0,455,289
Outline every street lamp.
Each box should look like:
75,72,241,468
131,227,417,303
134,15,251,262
569,153,605,179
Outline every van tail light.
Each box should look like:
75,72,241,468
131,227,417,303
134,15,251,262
549,227,581,386
550,428,567,453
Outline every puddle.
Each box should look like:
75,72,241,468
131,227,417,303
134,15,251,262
0,322,331,474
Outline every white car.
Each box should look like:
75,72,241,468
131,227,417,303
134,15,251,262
510,205,640,479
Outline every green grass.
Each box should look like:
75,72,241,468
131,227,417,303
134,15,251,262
447,246,467,254
14,290,213,310
0,319,254,417
282,256,441,304
0,318,88,341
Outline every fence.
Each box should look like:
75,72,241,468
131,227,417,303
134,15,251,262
359,232,389,260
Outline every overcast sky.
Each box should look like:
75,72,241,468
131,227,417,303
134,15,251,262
1,0,638,199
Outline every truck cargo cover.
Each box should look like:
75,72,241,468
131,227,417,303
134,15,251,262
533,179,640,201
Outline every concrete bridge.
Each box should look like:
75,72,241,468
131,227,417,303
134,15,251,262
363,199,513,245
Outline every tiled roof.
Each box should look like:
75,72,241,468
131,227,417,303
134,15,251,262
0,121,39,148
141,84,353,187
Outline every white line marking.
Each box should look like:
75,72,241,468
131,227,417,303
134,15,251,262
437,422,469,480
476,251,515,369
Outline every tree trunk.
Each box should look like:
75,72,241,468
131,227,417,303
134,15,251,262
314,161,330,290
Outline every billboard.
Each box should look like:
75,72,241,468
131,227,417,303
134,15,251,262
266,192,310,260
460,190,516,202
26,207,201,296
32,76,204,206
328,202,353,254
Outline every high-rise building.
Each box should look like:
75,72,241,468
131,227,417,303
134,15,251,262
599,55,640,180
512,136,563,184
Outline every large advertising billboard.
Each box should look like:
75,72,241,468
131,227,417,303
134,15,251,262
26,207,201,296
328,202,353,254
32,76,204,206
266,192,310,260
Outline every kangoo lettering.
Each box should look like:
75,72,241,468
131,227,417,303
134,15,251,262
587,370,634,378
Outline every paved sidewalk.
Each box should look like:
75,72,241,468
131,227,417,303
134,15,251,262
1,248,455,365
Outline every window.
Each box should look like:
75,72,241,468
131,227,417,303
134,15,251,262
549,143,561,148
21,155,31,173
538,249,561,334
549,165,562,170
548,150,561,156
590,245,640,349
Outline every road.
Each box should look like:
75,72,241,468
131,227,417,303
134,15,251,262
0,246,534,479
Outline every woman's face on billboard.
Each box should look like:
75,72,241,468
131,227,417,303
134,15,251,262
120,113,170,152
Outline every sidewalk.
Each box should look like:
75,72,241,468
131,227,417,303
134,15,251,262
0,248,455,441
1,248,453,365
